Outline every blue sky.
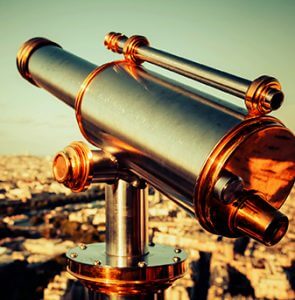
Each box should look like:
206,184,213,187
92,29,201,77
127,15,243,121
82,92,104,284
0,0,294,155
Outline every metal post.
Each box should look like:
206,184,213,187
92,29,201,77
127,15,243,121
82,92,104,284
105,180,148,265
104,32,284,115
59,147,187,298
101,180,164,299
104,33,250,98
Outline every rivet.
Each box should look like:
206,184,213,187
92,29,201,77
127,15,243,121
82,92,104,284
94,260,101,266
70,252,78,259
138,261,147,268
174,248,182,254
79,243,87,250
173,256,181,263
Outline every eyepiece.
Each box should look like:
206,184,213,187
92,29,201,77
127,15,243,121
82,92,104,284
264,88,284,111
233,191,289,246
263,215,289,246
245,75,283,116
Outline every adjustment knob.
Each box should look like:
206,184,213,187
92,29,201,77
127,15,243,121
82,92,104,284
52,141,118,192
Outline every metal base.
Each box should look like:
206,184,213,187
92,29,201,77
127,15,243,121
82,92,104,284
67,242,187,295
66,180,187,297
89,290,165,300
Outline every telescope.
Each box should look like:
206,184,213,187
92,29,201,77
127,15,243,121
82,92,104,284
17,33,295,299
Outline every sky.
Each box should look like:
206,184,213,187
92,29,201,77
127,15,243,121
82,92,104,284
0,0,294,155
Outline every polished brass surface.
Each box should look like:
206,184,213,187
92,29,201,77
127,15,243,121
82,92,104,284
67,243,187,295
104,33,149,65
195,116,294,243
52,141,118,192
97,293,164,300
104,32,284,116
245,75,283,116
122,35,149,65
16,37,61,86
104,32,126,54
232,191,288,246
17,38,295,246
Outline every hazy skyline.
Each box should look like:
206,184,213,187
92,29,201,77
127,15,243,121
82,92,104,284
1,0,294,155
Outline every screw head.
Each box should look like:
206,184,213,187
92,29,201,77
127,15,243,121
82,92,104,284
174,248,182,254
130,178,146,189
79,243,87,250
94,260,101,266
70,252,78,259
138,261,147,268
173,256,181,263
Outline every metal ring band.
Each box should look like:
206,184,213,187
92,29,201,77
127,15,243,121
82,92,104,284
123,35,150,64
69,141,94,192
16,37,61,87
104,32,127,54
245,76,282,116
75,60,125,145
194,116,285,235
53,141,93,193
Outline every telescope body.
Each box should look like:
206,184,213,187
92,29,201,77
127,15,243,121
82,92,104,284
17,39,295,246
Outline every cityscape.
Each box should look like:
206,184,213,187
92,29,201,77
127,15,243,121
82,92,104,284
0,155,294,300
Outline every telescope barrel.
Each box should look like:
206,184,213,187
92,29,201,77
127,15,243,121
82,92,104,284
104,33,284,116
17,37,96,108
17,37,295,246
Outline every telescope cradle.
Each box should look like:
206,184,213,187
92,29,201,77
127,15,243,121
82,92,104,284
16,32,295,299
53,142,187,298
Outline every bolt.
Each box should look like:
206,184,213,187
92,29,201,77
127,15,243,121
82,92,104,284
173,256,181,263
94,260,101,266
138,261,147,268
174,248,182,254
79,243,87,250
130,178,146,189
70,252,78,259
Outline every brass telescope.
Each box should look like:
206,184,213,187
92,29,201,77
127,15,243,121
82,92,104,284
17,33,295,298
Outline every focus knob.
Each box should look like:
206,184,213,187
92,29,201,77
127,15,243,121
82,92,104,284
52,141,118,192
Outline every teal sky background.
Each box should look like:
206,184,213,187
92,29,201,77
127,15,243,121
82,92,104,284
0,0,294,155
